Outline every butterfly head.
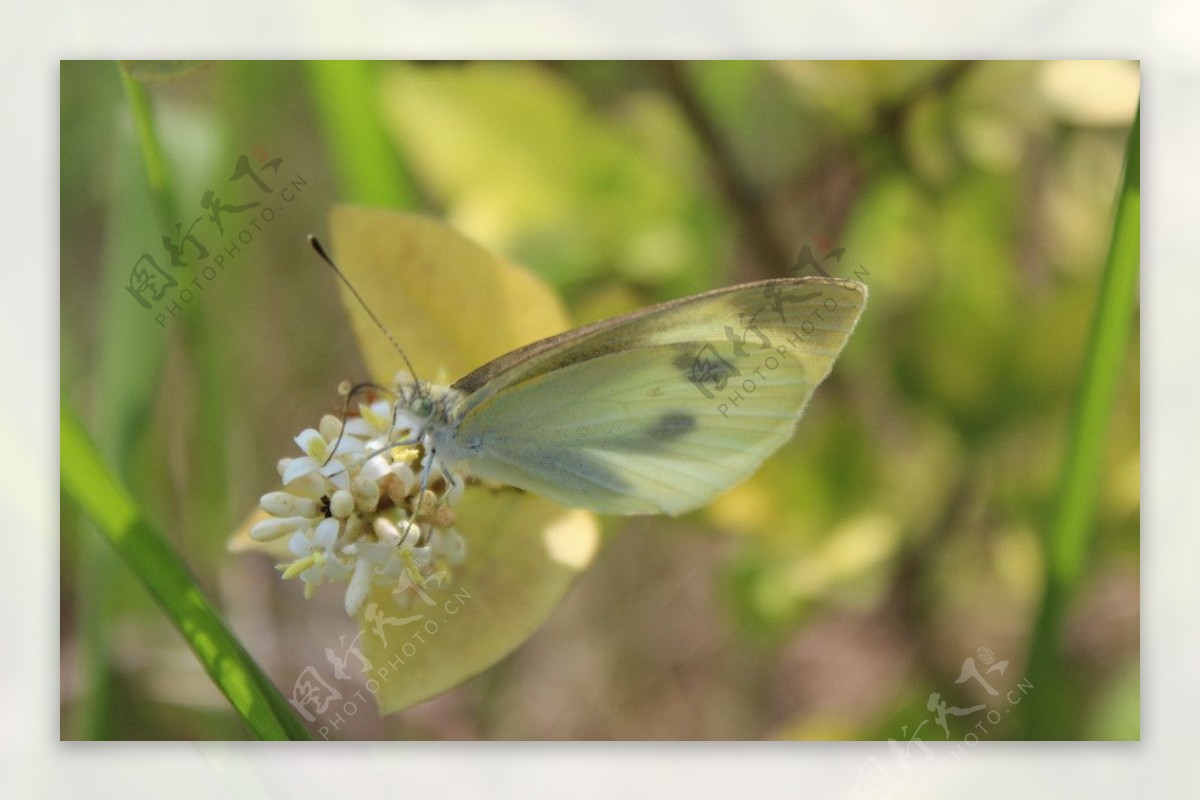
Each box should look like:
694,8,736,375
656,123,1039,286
392,375,432,421
394,374,463,431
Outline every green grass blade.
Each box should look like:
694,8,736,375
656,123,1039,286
61,399,311,741
73,64,185,739
306,60,419,208
1022,103,1140,738
118,63,181,227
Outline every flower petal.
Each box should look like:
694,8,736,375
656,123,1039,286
281,456,324,485
345,557,374,617
259,492,319,518
294,429,326,459
250,515,309,542
313,517,341,550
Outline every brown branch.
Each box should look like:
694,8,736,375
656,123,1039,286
883,468,976,686
652,61,794,275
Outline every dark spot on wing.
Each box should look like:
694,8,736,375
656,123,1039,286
671,348,702,376
646,411,695,442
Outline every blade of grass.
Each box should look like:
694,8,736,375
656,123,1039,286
74,63,187,739
119,64,181,226
306,60,419,208
79,64,237,738
1022,104,1140,738
62,399,311,740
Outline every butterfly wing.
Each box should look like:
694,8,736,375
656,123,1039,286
443,277,866,516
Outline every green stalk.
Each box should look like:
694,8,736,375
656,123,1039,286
62,400,311,740
76,64,187,739
1022,105,1140,738
118,64,181,227
306,60,419,207
75,63,230,738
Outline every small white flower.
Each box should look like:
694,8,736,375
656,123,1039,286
259,491,320,518
259,385,467,617
250,515,309,543
329,489,355,519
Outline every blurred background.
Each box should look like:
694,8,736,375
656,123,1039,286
60,60,1139,740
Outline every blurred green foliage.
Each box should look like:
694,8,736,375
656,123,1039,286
60,60,1138,741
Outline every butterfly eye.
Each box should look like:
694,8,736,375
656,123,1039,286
412,397,434,418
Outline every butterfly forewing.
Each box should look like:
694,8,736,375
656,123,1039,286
445,277,866,515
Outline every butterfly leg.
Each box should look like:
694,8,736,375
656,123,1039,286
410,436,441,545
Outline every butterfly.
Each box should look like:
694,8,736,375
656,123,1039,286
366,272,866,516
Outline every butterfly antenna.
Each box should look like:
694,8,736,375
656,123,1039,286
321,381,396,468
308,235,425,396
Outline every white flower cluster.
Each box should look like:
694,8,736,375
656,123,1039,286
251,386,467,617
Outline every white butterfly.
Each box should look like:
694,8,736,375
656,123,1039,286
384,276,867,516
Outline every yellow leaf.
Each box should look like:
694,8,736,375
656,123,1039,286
328,205,571,382
360,490,599,715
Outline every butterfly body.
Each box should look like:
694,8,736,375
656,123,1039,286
394,276,867,517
